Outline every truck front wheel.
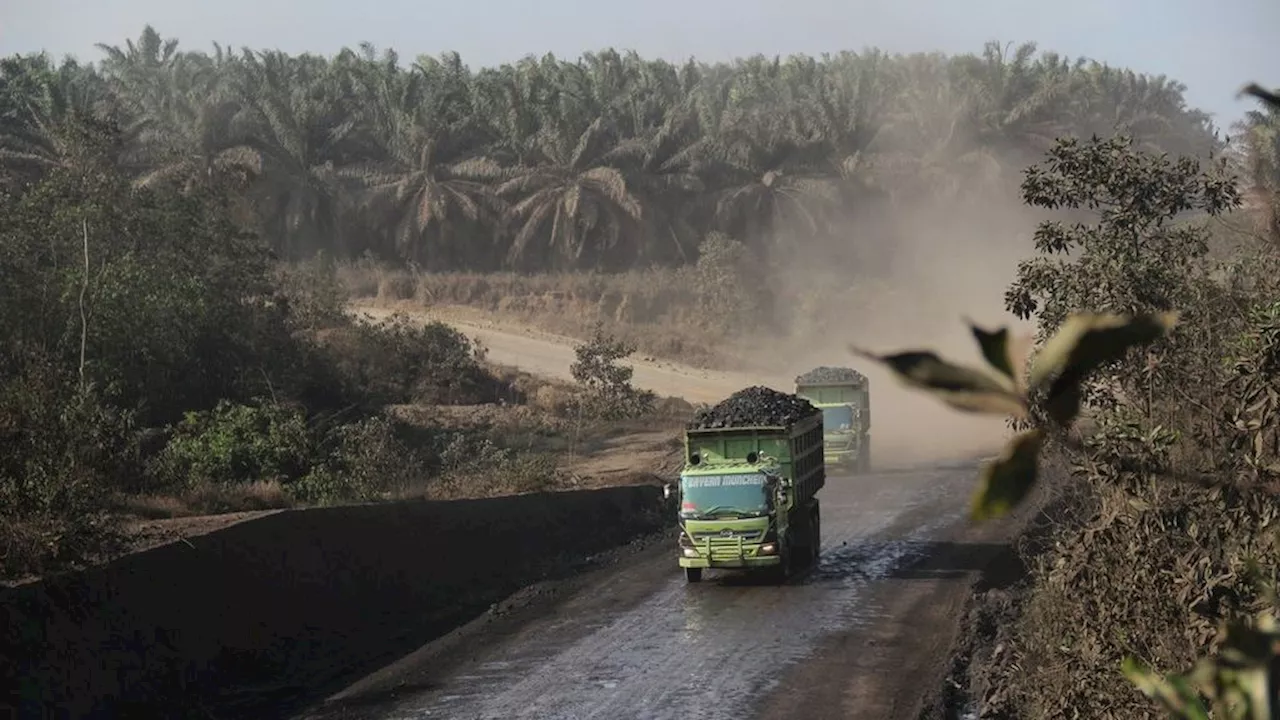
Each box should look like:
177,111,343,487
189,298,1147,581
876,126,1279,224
685,567,703,583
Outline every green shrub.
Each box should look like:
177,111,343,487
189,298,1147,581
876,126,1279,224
276,252,350,330
292,415,428,505
321,313,498,405
148,400,313,488
0,356,134,577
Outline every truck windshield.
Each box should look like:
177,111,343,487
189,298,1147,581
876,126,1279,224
822,406,854,430
679,473,768,519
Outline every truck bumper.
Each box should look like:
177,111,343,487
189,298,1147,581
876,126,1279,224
678,555,780,570
825,450,856,467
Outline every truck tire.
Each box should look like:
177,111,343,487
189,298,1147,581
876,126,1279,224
857,441,872,474
810,505,822,563
685,567,703,583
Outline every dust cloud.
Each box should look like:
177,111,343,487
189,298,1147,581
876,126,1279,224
760,195,1040,469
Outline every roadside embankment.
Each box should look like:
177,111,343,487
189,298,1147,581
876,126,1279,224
1,484,668,719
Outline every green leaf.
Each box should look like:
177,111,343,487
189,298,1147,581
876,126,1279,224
970,429,1044,521
1122,657,1212,720
1123,615,1280,720
849,346,1026,418
969,322,1016,380
1027,312,1179,426
1029,312,1179,390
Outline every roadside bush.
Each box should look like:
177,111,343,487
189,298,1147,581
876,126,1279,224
277,252,349,331
0,121,522,579
856,132,1280,719
994,137,1280,720
321,313,499,405
291,415,428,505
569,325,656,421
415,428,565,499
367,267,724,368
0,357,134,577
147,399,432,506
0,162,305,428
691,232,762,329
147,400,314,489
0,147,330,576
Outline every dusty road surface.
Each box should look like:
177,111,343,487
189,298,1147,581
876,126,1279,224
310,303,1015,719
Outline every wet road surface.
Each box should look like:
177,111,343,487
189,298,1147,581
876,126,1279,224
295,460,981,720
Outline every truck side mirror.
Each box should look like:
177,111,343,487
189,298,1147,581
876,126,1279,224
663,483,675,500
780,477,794,490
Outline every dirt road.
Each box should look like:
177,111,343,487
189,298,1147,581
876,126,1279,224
282,306,1018,720
352,303,776,405
352,301,1009,468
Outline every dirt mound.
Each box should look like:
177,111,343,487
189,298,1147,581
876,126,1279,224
0,486,667,718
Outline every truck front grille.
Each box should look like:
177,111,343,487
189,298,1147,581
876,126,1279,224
690,530,765,560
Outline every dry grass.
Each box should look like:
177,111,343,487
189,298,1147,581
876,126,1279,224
121,481,295,519
337,261,728,368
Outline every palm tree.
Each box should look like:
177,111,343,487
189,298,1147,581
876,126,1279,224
346,96,507,267
601,105,704,264
1072,63,1219,157
131,46,259,192
0,54,118,188
94,25,182,118
953,42,1075,158
231,49,355,259
877,52,1003,201
497,116,643,270
472,56,559,167
0,30,1234,271
693,110,839,250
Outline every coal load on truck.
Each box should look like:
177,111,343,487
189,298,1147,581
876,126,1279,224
689,386,818,429
795,366,868,387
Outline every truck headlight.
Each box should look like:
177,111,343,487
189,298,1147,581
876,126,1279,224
758,543,777,555
682,547,700,557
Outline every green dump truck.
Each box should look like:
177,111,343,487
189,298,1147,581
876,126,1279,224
795,367,871,474
663,387,825,584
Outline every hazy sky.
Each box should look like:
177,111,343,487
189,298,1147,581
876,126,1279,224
3,0,1277,131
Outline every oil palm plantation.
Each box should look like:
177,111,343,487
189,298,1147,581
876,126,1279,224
0,26,1235,271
